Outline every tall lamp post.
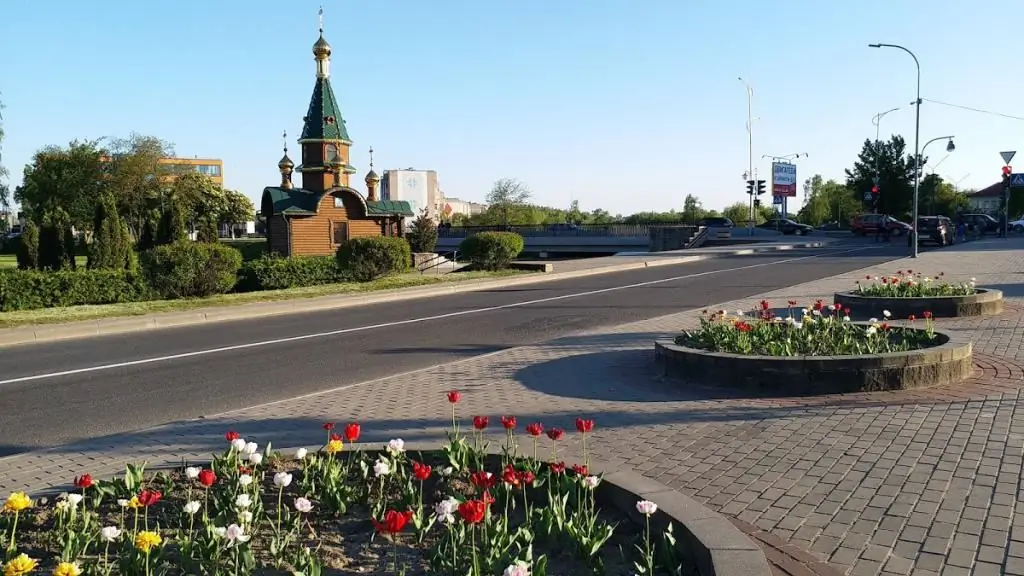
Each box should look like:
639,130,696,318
920,136,956,220
739,77,755,234
761,153,808,220
869,43,922,256
871,108,900,214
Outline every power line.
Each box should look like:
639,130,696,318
921,98,1024,122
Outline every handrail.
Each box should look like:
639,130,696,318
684,226,708,249
418,250,460,274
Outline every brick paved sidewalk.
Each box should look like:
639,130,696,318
3,238,1024,576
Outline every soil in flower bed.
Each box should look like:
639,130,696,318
678,299,940,357
4,421,691,575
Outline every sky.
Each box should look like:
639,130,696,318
2,0,1022,215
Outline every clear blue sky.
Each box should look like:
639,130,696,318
2,0,1021,215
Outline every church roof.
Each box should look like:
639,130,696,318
300,77,350,142
262,186,414,217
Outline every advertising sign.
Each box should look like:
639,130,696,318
771,162,797,197
392,170,429,219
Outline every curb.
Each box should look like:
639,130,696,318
0,241,826,349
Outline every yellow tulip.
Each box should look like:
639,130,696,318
53,562,83,576
2,492,32,513
128,496,141,509
3,554,38,576
326,438,343,454
134,530,163,554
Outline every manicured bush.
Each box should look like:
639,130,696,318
459,231,524,270
236,255,345,292
0,268,150,312
38,208,76,271
142,241,242,299
88,193,134,270
336,236,411,282
156,199,188,245
221,239,266,262
406,209,439,253
16,222,39,270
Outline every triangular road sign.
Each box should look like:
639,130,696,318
1001,151,1016,165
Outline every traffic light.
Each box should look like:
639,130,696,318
754,198,762,208
1003,165,1013,188
746,180,755,195
756,180,767,195
871,185,879,195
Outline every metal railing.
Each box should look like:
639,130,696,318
437,224,652,238
418,250,460,274
684,226,708,249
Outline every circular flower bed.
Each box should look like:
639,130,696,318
655,299,973,393
0,396,689,576
836,270,1003,318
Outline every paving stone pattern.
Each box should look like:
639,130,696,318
3,238,1024,576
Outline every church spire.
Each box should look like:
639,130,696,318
278,129,294,189
365,146,380,201
313,6,331,79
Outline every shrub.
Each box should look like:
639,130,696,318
0,268,150,312
196,217,219,243
236,255,345,292
88,193,133,270
459,231,524,270
156,199,188,245
406,209,439,253
222,239,266,262
16,222,39,269
38,208,76,271
138,210,160,251
142,241,242,299
336,236,411,282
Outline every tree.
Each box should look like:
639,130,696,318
406,208,439,253
156,197,188,245
723,202,757,224
566,200,584,224
220,189,255,226
845,135,922,217
196,217,219,243
681,194,706,224
484,178,532,226
88,193,133,270
15,140,107,230
38,207,75,270
105,133,177,237
16,221,39,270
138,209,160,251
798,175,861,226
919,174,967,217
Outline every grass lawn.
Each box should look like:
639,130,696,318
0,254,88,268
0,269,529,329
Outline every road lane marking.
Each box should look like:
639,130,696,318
0,246,880,386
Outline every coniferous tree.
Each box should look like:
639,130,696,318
38,208,73,270
16,221,39,270
406,208,439,253
88,193,132,269
156,198,188,245
196,217,219,243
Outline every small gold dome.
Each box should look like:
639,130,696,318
278,154,294,170
313,35,331,58
365,169,379,183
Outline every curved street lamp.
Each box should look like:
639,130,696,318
869,43,923,256
919,136,955,217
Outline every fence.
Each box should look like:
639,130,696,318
436,224,652,238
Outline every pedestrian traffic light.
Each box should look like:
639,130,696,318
1003,165,1013,188
756,180,767,195
871,185,879,195
746,180,755,195
754,198,762,208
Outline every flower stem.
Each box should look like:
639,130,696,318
7,510,18,553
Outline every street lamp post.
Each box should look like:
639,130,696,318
871,108,899,214
739,77,754,235
869,43,922,256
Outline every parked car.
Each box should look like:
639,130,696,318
698,217,734,228
757,218,814,235
960,213,1000,235
915,216,954,246
850,213,909,236
1010,218,1024,234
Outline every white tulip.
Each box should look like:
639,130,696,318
183,501,201,515
293,497,313,513
273,472,293,488
117,499,130,508
582,476,601,489
238,510,253,523
223,523,250,545
882,310,891,318
231,438,247,452
243,442,259,455
66,493,83,507
185,466,201,480
235,494,252,509
295,448,308,460
374,459,391,477
248,453,263,465
100,526,122,543
635,500,659,516
387,438,405,455
238,474,253,487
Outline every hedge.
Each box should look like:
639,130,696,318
222,239,267,262
142,241,242,299
0,269,150,312
459,231,524,270
336,236,411,281
236,255,345,292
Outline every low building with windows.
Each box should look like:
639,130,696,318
966,182,1002,215
260,16,413,257
160,157,224,185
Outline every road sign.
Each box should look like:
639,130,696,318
1001,151,1017,165
772,194,783,205
1011,173,1024,187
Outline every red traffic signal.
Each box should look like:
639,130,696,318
1003,165,1013,176
871,185,879,194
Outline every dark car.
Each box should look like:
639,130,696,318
850,213,909,236
960,213,1000,235
757,218,814,236
698,217,734,228
915,216,954,246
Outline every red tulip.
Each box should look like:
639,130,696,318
73,474,94,489
372,509,414,534
411,461,432,481
502,465,521,488
546,427,564,441
323,422,335,431
137,490,162,507
549,462,566,475
198,469,217,487
500,416,517,430
330,433,341,442
470,470,497,491
908,314,917,321
525,423,543,437
572,464,589,476
458,500,487,524
225,431,240,442
575,418,594,434
760,300,770,310
447,391,461,404
519,470,536,486
344,423,361,443
923,311,933,319
787,300,797,307
473,416,488,430
237,466,251,475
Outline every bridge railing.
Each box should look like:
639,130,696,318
437,224,652,238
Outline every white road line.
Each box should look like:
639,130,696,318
0,246,880,386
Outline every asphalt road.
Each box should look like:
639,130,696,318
0,243,910,456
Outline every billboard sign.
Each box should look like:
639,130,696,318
771,162,797,197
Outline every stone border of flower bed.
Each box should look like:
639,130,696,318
834,288,1004,319
654,328,973,393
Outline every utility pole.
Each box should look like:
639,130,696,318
739,78,755,235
